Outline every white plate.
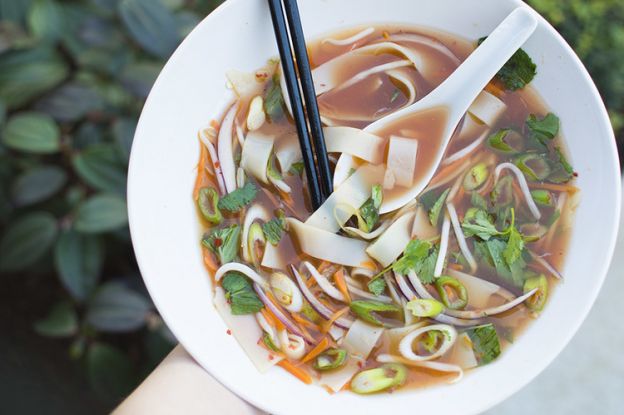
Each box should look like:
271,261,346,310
127,1,621,414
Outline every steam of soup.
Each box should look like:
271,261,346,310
194,25,578,394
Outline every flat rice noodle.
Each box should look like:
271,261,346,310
468,91,507,127
385,136,418,188
332,60,412,94
306,164,384,232
261,241,286,270
226,69,266,101
320,320,384,392
385,322,428,347
241,131,274,184
287,218,372,267
456,113,487,142
444,332,478,370
274,132,301,174
217,104,239,193
323,27,375,46
411,205,439,240
447,268,514,308
329,325,346,342
389,33,461,65
366,212,415,267
323,127,386,164
213,287,283,373
313,42,426,96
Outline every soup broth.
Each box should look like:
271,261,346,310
194,24,577,395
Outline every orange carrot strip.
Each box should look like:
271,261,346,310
485,80,505,98
528,182,579,194
359,260,377,270
447,263,463,271
260,308,277,327
263,292,286,331
202,248,218,275
291,313,320,330
278,360,313,385
322,307,350,333
301,337,330,364
193,142,209,200
430,158,468,186
317,261,331,273
333,269,351,303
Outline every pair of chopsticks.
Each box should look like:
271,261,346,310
267,0,333,209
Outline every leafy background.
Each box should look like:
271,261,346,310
0,0,621,413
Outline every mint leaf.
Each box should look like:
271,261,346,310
527,113,560,144
202,224,241,265
479,37,536,90
367,277,387,296
264,74,284,122
262,212,286,246
218,182,257,212
466,323,501,365
222,271,264,315
359,185,382,232
429,188,450,226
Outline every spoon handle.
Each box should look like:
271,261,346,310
430,7,538,124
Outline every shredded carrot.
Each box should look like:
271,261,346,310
209,119,220,130
321,385,336,395
317,261,331,273
430,158,467,186
305,275,317,288
260,308,276,327
528,182,579,194
322,307,350,333
301,337,330,364
484,79,505,98
278,360,313,385
193,139,218,200
291,313,320,329
454,185,466,202
202,249,218,275
511,180,524,201
359,260,377,270
447,263,463,271
332,269,351,303
263,292,286,331
297,322,315,344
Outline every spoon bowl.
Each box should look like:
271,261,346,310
334,7,538,213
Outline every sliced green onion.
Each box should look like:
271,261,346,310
349,300,401,326
405,298,445,317
523,273,548,311
247,222,266,266
514,154,551,181
420,330,444,353
531,189,554,207
267,153,283,181
350,363,407,394
434,276,468,310
301,301,321,323
314,348,348,371
197,187,223,224
463,163,489,191
487,129,524,154
490,175,514,207
519,223,548,242
262,331,280,352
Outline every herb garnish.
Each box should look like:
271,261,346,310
218,182,257,212
222,271,264,315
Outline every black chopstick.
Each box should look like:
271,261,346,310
282,0,333,199
267,0,332,209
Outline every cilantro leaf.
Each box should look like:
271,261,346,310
367,277,387,296
359,185,383,232
548,147,575,184
429,188,450,226
419,188,441,211
474,238,526,288
471,191,488,211
222,271,264,315
466,323,501,365
479,37,536,90
218,182,257,212
262,212,286,246
526,113,560,145
462,209,500,240
503,226,524,266
202,224,241,265
392,239,438,284
264,74,284,122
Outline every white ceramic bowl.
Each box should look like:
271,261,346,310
127,1,621,414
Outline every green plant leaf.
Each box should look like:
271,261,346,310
0,0,33,23
112,117,136,162
35,82,103,122
11,165,67,206
27,0,64,42
0,99,6,126
34,301,78,337
2,112,60,154
0,46,69,109
72,144,127,194
55,230,104,302
86,281,151,332
74,193,128,234
119,61,162,98
118,0,180,58
0,211,58,272
87,342,136,400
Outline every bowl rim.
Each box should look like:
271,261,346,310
127,0,622,413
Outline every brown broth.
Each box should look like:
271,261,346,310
197,23,576,394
